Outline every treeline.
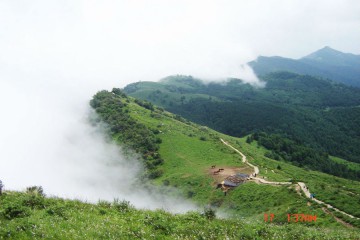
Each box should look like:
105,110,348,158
248,132,360,181
126,73,360,163
175,99,360,163
90,89,164,178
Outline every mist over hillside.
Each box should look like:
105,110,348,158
0,79,198,213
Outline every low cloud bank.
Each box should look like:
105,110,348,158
0,0,276,213
0,80,196,213
196,63,265,87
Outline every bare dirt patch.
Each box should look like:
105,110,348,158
208,166,253,184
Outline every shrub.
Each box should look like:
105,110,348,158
134,99,154,111
187,191,196,198
202,207,216,220
174,115,186,122
200,126,208,132
148,169,164,179
112,88,127,98
113,199,133,213
152,129,160,134
46,205,67,219
23,195,45,209
2,203,30,220
97,200,111,208
26,186,45,197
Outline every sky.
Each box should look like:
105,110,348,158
0,0,359,210
0,0,359,86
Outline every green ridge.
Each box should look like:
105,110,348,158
124,73,360,175
90,89,360,229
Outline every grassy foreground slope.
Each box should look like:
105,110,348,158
90,90,360,229
2,191,360,239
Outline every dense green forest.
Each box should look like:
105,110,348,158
247,132,360,181
90,89,164,179
124,72,360,165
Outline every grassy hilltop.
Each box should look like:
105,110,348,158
90,89,360,228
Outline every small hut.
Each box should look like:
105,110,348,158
223,173,249,187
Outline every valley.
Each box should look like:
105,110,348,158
124,73,360,176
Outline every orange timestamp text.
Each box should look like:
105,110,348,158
264,213,317,223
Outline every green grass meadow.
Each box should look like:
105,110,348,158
1,191,360,239
118,96,360,228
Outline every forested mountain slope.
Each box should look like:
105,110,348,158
248,47,360,87
124,73,360,165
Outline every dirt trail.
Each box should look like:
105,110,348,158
220,138,360,220
322,207,354,228
220,139,259,174
252,177,291,185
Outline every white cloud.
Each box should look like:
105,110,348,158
0,79,196,212
1,0,358,86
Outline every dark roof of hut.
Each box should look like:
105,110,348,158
223,180,240,187
236,173,250,179
223,173,249,187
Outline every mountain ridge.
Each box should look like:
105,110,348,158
249,47,360,87
89,89,360,227
124,73,360,164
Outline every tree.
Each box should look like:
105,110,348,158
26,186,45,197
203,207,216,220
112,88,127,98
0,180,3,195
180,96,186,104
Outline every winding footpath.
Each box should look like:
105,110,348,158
220,138,360,220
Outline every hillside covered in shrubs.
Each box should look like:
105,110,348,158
1,189,360,239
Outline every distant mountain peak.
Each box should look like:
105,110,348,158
301,46,343,60
300,46,360,70
322,46,335,51
248,47,360,87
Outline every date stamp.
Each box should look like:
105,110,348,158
264,213,317,223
